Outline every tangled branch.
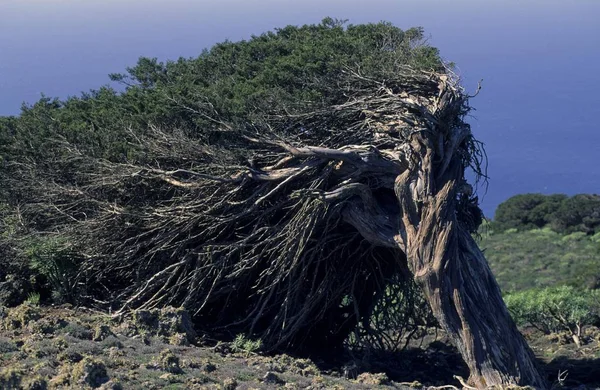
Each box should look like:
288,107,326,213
4,69,483,352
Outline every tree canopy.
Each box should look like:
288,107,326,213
493,193,600,234
1,18,442,164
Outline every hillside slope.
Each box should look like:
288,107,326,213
479,227,600,292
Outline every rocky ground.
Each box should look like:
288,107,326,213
0,303,599,389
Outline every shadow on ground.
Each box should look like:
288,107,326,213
310,341,469,387
543,356,600,388
317,336,600,389
374,341,469,386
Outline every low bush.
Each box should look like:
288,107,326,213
26,292,41,306
504,286,600,347
23,236,82,304
231,334,262,355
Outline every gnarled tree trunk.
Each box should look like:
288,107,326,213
394,135,547,388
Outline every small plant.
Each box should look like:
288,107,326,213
24,236,81,304
72,357,109,387
61,340,102,357
26,292,41,306
158,349,182,374
0,368,23,389
61,322,93,340
0,338,18,353
4,303,41,329
231,334,262,355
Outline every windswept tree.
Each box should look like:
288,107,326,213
1,19,546,388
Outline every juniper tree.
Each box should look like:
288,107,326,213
0,19,546,388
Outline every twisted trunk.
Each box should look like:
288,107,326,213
393,136,546,388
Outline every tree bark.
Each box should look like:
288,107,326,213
394,136,547,389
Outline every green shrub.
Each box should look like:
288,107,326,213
72,357,109,387
504,286,600,347
25,292,41,306
61,322,93,340
493,193,600,234
0,337,18,353
561,232,587,242
23,236,81,303
157,349,182,373
231,334,262,355
0,204,24,239
493,193,553,231
0,368,23,389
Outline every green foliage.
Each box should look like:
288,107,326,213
493,193,600,234
231,334,263,354
494,193,551,231
0,204,22,239
25,292,41,306
553,194,600,234
0,19,444,226
561,231,587,242
156,349,182,374
480,227,600,292
23,236,81,303
1,19,442,168
504,286,600,344
0,368,23,389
